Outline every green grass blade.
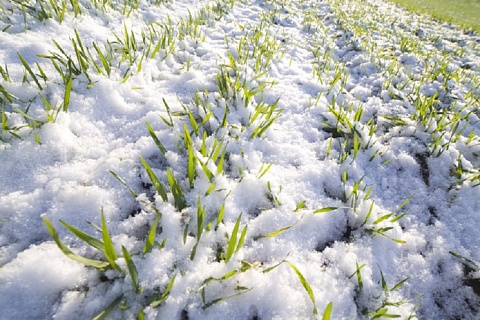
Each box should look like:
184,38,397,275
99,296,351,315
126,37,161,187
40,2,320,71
382,115,406,126
52,39,69,58
35,62,48,82
167,168,187,211
0,84,16,103
93,42,110,76
322,302,333,320
138,309,145,320
150,275,176,308
190,199,204,261
60,220,105,252
262,260,286,273
205,183,216,196
380,269,388,291
313,207,342,214
42,216,109,270
161,98,174,127
392,195,413,214
190,242,199,261
146,121,166,155
295,200,306,212
353,133,359,159
370,308,388,320
92,296,123,320
151,41,161,59
257,163,272,179
12,107,45,125
373,213,394,225
217,203,225,226
39,93,53,111
159,236,167,249
183,223,189,244
285,260,318,315
201,270,238,289
143,214,161,255
86,221,102,233
63,75,72,112
209,139,223,163
203,287,252,309
254,219,299,240
101,210,121,272
25,130,41,143
390,212,407,223
122,246,140,293
200,132,207,157
391,238,406,244
188,144,195,188
217,151,226,174
183,123,193,149
250,114,281,139
449,251,479,269
255,222,297,240
186,109,198,136
109,170,138,198
356,261,364,290
360,201,375,227
236,225,247,253
196,197,205,241
139,157,168,202
391,277,409,292
17,52,43,90
225,214,241,262
199,159,214,182
74,29,86,56
221,106,228,128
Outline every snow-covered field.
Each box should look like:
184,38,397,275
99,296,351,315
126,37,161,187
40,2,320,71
1,0,480,318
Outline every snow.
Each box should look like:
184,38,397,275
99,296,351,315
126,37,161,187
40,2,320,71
1,0,480,319
0,242,91,319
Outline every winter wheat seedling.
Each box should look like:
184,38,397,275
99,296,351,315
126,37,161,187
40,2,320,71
224,213,247,263
367,268,418,319
322,302,333,320
109,170,138,198
17,53,43,90
263,260,318,315
149,274,176,308
140,156,168,202
92,296,123,320
146,121,167,155
253,216,302,240
122,246,140,293
190,197,205,260
348,261,365,290
143,214,161,255
166,168,187,211
92,42,112,77
42,216,110,271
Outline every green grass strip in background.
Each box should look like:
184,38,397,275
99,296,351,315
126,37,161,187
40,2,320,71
387,0,480,32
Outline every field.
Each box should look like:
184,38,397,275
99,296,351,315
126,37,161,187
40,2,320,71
1,0,480,319
388,0,480,31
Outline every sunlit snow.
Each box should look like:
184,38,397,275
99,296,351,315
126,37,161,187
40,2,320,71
1,0,479,319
